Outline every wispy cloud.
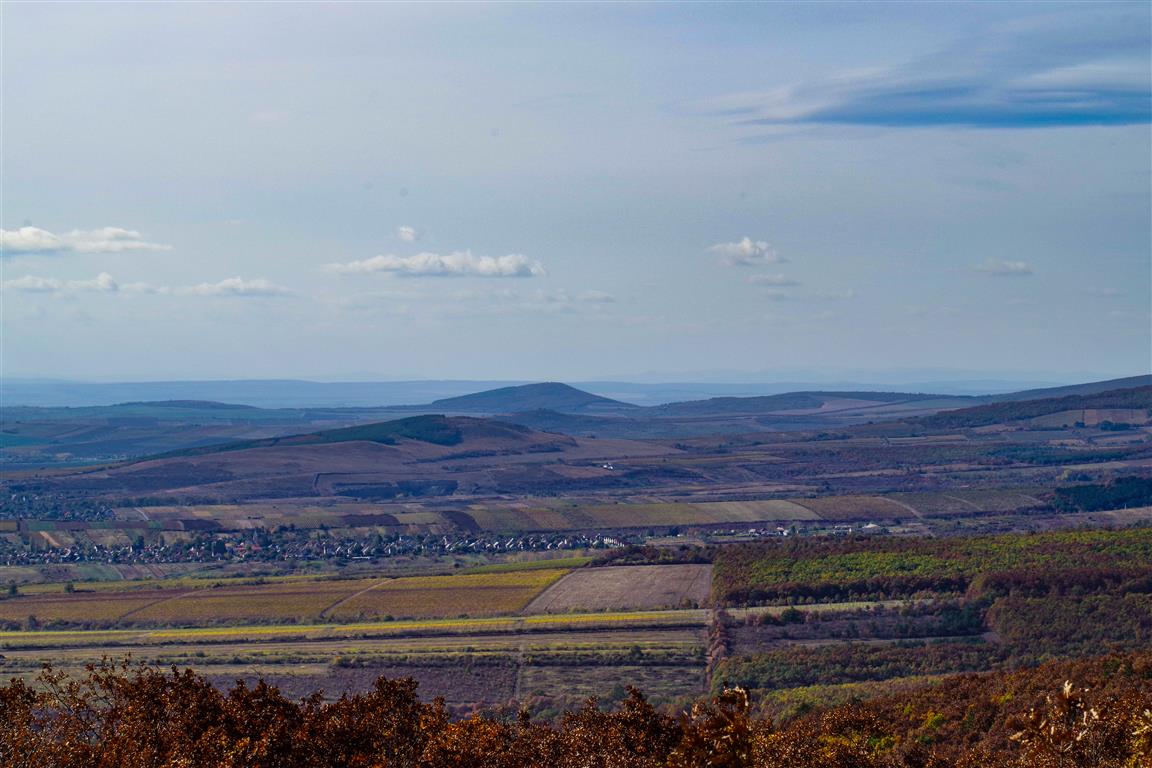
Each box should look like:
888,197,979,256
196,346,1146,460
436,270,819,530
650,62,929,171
1,272,120,293
975,259,1033,277
442,288,616,316
397,225,418,243
748,273,800,287
579,290,616,304
761,287,856,302
179,277,292,297
700,11,1151,130
0,227,172,256
326,250,546,278
1082,287,1125,298
2,273,291,297
708,237,785,267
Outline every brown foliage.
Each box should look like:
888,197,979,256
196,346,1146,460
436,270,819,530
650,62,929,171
1,656,1150,768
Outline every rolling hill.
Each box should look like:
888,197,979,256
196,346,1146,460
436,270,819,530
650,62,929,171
913,385,1152,430
37,415,674,500
413,382,639,415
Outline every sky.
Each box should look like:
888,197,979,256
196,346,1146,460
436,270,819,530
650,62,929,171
2,1,1149,384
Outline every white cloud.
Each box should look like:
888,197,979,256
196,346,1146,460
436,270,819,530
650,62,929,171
975,259,1033,277
397,225,418,243
0,226,172,256
747,273,800,287
2,273,289,298
2,272,119,294
326,250,546,278
579,290,616,303
708,237,784,266
178,277,292,297
2,275,67,293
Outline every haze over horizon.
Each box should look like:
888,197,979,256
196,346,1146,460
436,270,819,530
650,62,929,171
2,2,1149,382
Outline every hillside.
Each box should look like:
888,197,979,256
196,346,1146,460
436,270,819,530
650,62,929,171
36,414,675,500
987,374,1152,403
914,385,1152,429
159,414,507,457
418,382,638,415
651,390,957,417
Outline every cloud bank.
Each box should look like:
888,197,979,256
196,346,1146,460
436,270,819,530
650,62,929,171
326,250,546,278
0,227,172,256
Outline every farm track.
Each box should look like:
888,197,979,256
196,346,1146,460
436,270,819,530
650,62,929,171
318,578,390,619
115,588,205,623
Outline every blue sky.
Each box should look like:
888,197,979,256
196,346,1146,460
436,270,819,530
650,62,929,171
2,1,1149,383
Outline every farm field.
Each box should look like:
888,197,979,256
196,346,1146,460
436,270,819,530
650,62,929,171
0,608,710,710
324,569,568,620
0,625,706,668
0,608,712,651
523,564,712,613
0,568,572,628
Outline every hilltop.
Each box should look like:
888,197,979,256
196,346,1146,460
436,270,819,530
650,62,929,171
416,382,638,415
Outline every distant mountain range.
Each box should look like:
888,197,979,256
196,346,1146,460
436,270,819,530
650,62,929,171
3,376,1148,463
7,374,1140,408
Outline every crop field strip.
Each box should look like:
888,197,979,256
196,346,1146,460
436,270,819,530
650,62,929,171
0,608,711,650
0,626,707,668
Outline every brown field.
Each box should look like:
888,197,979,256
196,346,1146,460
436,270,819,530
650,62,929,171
519,663,705,703
0,591,172,625
523,564,712,614
327,569,568,620
792,495,917,521
0,569,570,627
1027,408,1149,428
466,500,819,532
206,663,520,706
891,490,1044,517
128,580,365,624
